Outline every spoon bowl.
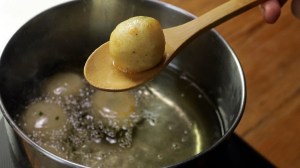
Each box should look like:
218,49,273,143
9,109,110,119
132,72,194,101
84,41,167,91
84,0,260,91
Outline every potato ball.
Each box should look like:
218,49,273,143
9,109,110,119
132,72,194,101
21,101,68,134
109,16,165,73
91,91,138,128
42,72,84,97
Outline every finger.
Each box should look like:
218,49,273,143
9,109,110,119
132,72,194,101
278,0,288,6
292,0,300,19
260,0,282,24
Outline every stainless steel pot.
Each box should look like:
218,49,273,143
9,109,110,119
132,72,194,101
0,0,246,167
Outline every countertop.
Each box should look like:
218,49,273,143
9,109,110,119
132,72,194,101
162,0,300,167
1,0,299,167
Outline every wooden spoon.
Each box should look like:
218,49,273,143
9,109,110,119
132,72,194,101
84,0,261,91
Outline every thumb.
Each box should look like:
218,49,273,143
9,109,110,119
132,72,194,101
260,0,282,23
292,0,300,19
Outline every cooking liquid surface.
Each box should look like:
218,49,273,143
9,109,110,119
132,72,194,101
17,67,223,168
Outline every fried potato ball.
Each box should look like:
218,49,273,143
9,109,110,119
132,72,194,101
21,102,68,134
109,16,165,73
91,90,138,128
42,72,84,97
21,101,69,158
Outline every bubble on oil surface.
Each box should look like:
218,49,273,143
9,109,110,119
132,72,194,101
171,142,180,150
106,137,117,144
157,154,163,160
168,125,173,131
143,111,158,126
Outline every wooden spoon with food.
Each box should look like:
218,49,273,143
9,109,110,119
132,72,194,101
84,0,261,91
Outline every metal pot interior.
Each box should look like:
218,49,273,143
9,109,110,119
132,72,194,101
0,0,246,167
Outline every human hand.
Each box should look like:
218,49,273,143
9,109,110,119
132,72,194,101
260,0,300,23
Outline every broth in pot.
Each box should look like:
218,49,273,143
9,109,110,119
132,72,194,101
17,67,223,167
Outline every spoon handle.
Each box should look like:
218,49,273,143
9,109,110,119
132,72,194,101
164,0,261,56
